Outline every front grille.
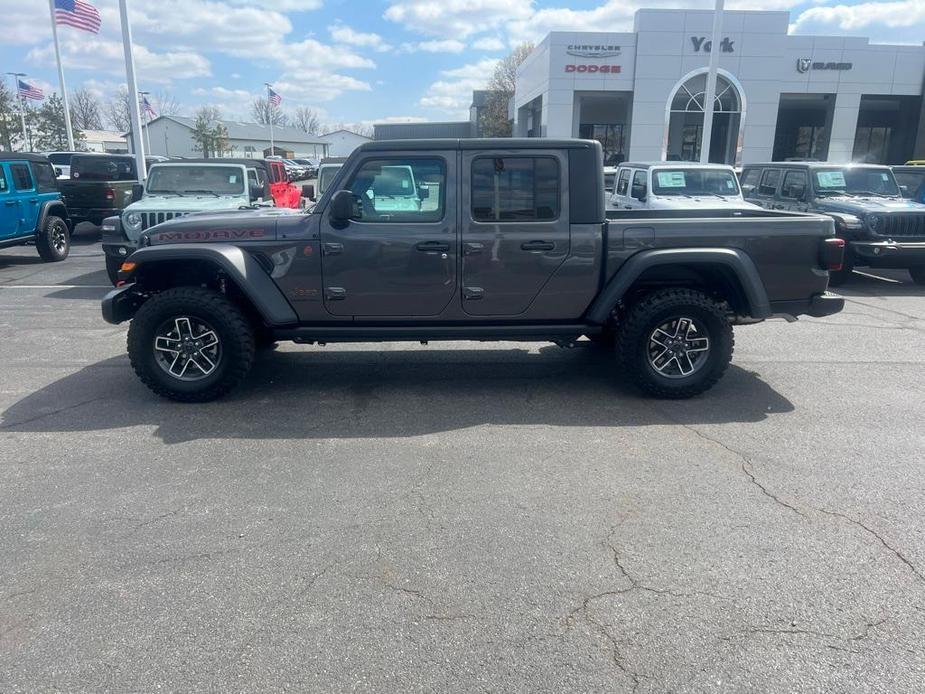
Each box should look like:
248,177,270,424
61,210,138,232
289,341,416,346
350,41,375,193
880,213,925,238
140,211,187,230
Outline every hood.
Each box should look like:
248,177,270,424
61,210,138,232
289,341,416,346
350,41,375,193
141,207,300,246
815,196,925,216
648,195,761,211
124,194,249,214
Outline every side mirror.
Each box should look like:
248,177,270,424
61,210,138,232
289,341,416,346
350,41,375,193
54,167,62,176
131,183,144,202
418,186,430,199
329,189,358,227
302,184,315,200
631,183,647,201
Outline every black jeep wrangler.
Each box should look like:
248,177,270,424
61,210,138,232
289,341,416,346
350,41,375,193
103,139,844,402
741,162,925,285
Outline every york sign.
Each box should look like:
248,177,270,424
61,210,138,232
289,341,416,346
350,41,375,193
691,36,735,53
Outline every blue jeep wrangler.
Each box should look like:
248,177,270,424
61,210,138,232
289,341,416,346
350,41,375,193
0,153,71,262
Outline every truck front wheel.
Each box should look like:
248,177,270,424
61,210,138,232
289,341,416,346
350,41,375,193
127,287,255,402
615,288,734,399
36,215,70,262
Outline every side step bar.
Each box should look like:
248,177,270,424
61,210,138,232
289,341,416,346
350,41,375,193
273,324,599,344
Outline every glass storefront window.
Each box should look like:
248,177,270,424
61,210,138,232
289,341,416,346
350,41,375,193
578,124,625,164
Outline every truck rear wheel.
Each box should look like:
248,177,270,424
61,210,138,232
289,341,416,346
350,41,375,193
615,288,734,399
36,215,70,262
127,287,255,402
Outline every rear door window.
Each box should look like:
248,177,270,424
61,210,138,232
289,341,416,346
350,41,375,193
631,170,647,200
10,164,34,191
32,162,59,193
616,169,630,196
471,156,559,222
780,170,808,200
740,168,760,196
0,166,8,193
758,168,782,197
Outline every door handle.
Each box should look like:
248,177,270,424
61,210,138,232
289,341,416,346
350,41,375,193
463,242,483,256
322,242,343,256
415,241,449,252
28,198,38,203
325,286,347,300
463,286,484,300
4,201,16,207
521,240,555,252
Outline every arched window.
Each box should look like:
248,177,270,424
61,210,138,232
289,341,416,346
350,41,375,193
670,73,740,114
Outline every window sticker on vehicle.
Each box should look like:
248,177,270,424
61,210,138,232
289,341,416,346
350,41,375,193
725,179,735,189
229,175,238,183
656,171,686,187
816,171,846,188
881,173,890,181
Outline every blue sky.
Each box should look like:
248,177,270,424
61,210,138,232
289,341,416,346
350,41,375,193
3,0,923,131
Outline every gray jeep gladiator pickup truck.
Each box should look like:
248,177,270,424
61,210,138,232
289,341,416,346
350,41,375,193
102,138,845,402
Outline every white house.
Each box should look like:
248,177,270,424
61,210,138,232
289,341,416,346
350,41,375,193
317,129,372,157
82,129,127,153
514,8,925,165
127,115,329,159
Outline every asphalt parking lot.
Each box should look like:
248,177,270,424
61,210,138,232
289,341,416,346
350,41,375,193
1,229,924,693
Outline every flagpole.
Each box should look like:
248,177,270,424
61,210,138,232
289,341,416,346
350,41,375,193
265,82,274,156
119,0,146,179
48,0,75,151
139,91,152,154
6,73,28,151
700,0,724,164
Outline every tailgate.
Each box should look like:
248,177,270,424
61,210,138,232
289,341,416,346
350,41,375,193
59,181,107,208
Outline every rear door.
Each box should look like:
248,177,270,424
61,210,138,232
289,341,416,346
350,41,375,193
0,165,17,240
9,162,39,233
318,151,457,317
460,150,569,316
611,168,632,209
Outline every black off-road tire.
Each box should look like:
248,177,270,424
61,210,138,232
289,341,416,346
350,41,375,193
908,266,925,285
106,255,122,285
127,287,255,402
36,215,70,262
615,288,734,399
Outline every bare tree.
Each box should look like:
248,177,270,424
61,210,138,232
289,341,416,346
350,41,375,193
480,42,534,137
250,98,288,127
152,89,180,116
293,106,321,134
190,105,227,158
106,87,131,132
70,88,103,130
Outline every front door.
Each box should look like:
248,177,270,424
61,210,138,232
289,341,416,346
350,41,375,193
460,151,569,316
319,152,457,317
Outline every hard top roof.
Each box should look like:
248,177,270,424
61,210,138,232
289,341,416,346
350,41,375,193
620,162,736,170
743,161,893,170
356,138,599,152
0,152,52,164
150,157,267,169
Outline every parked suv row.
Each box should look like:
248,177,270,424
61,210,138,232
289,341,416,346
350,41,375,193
740,162,925,285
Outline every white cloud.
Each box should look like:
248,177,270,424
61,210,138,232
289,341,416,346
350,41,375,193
273,73,372,102
790,1,925,42
27,37,211,82
418,58,499,116
400,39,467,53
329,23,393,52
227,0,322,9
384,0,533,38
472,37,507,51
280,38,376,71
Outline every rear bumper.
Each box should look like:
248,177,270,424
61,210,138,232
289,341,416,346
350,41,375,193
101,283,141,324
770,292,845,320
850,240,925,268
68,207,120,225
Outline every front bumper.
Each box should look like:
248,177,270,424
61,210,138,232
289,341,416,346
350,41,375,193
770,292,845,320
101,283,141,324
850,240,925,268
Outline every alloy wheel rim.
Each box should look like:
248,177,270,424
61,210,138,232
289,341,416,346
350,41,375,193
51,223,67,253
647,316,711,379
153,316,222,381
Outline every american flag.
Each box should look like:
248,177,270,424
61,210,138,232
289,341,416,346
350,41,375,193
54,0,102,34
141,96,157,118
17,80,44,101
268,87,282,107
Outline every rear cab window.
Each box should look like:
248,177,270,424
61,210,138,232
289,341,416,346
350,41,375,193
72,156,136,181
471,156,559,222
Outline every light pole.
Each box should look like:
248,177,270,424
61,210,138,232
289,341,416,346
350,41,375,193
700,0,725,163
6,72,28,152
119,0,146,179
138,90,152,155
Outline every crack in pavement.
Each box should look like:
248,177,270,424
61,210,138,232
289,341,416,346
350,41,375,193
0,396,106,430
818,508,924,584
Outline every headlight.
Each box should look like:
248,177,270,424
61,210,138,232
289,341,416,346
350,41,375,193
124,212,142,230
834,214,864,230
867,214,882,231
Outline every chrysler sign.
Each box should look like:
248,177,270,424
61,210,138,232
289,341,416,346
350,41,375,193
566,44,621,58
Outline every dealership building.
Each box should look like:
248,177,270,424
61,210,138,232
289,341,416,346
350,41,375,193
514,9,925,166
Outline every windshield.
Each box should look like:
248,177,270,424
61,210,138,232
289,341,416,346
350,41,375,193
318,165,342,195
47,153,73,166
651,168,741,197
813,167,900,196
146,166,246,195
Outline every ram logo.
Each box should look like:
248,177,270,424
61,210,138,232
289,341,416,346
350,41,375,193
797,58,812,73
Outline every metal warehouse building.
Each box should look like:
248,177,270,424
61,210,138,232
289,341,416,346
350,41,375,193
514,8,925,166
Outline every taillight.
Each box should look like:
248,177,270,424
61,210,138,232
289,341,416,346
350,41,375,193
104,187,115,201
823,237,846,271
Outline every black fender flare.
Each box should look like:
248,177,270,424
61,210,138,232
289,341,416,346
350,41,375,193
127,244,299,326
585,247,771,323
38,200,70,231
